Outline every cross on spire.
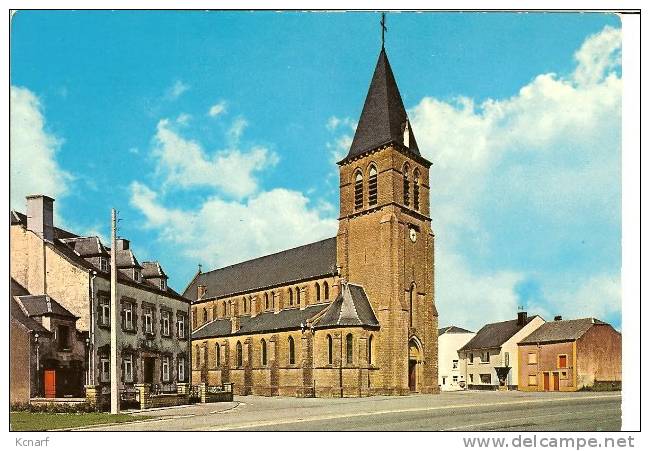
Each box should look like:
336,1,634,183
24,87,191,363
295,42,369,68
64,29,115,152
380,12,388,49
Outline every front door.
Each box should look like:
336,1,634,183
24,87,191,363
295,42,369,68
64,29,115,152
543,372,550,391
408,360,417,391
553,372,560,391
44,370,56,398
144,357,155,384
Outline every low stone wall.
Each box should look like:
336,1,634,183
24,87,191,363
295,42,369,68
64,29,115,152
199,382,234,403
135,383,190,410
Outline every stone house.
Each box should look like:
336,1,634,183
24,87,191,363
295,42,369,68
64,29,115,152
10,278,87,401
517,317,622,392
437,326,475,391
187,46,439,397
10,195,191,401
458,312,545,390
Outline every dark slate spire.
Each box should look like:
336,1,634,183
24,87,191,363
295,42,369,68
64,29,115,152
344,48,420,161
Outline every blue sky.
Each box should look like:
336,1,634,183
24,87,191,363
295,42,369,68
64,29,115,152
10,11,622,330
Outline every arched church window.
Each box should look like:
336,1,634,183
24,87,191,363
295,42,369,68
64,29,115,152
295,287,301,307
409,283,416,328
368,335,374,364
413,169,420,211
324,281,329,300
236,341,243,368
403,163,410,207
271,291,275,309
289,288,294,306
315,283,321,302
202,307,208,323
242,297,247,314
354,171,363,210
288,336,295,365
215,343,221,367
327,334,333,365
346,333,354,365
368,165,378,206
261,339,267,366
212,304,218,319
264,293,269,310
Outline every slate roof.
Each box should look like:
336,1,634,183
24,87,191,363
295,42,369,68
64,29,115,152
11,298,50,334
313,283,379,329
518,318,609,345
10,209,187,302
116,249,142,269
192,282,378,339
142,261,168,279
184,237,338,301
459,316,542,351
438,326,474,335
15,294,79,319
343,48,423,163
60,236,108,257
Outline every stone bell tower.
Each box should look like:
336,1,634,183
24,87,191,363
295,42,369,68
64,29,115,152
336,47,439,394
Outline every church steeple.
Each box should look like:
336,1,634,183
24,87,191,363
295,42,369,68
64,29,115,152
342,48,421,163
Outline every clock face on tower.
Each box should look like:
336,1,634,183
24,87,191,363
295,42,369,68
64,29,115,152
409,227,417,243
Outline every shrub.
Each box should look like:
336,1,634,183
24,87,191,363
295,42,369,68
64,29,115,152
10,401,99,413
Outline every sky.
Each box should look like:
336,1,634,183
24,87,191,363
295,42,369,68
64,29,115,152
10,11,623,330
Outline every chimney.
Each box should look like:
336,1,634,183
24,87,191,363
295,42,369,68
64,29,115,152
197,284,207,300
517,311,528,326
554,315,563,321
116,238,130,251
26,195,55,242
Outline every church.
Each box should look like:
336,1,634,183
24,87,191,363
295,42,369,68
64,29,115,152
185,40,439,397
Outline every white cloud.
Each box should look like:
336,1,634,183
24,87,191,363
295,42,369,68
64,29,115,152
325,116,356,163
409,26,622,327
166,80,189,100
130,181,337,269
175,113,191,126
152,118,279,199
227,117,248,145
10,85,73,209
208,101,227,117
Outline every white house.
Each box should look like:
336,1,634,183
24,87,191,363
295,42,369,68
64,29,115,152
458,312,545,390
438,326,475,391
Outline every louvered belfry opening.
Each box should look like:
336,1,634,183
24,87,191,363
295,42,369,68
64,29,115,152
354,171,363,210
403,164,410,206
413,169,420,211
368,166,378,206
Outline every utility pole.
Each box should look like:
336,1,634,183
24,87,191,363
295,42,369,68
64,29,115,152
110,208,120,414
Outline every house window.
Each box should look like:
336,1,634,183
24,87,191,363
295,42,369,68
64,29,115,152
323,282,329,300
123,354,133,383
452,359,459,370
162,356,170,382
160,279,166,291
481,351,490,363
528,352,538,365
403,163,410,206
235,341,243,368
413,169,420,211
368,335,373,364
144,307,153,334
327,334,333,365
101,358,110,382
560,370,568,380
346,333,353,365
558,354,568,369
288,336,295,365
368,165,378,206
469,374,474,383
99,296,110,326
528,374,538,386
452,375,458,383
162,311,170,336
480,374,491,384
123,302,134,330
178,356,186,382
100,257,109,273
177,315,186,339
261,339,267,366
469,353,474,364
442,376,446,385
57,325,70,350
354,171,363,210
315,283,321,302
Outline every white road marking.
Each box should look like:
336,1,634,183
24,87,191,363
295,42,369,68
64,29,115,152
204,394,620,431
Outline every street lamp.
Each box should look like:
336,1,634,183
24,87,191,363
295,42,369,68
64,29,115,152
34,333,40,397
85,337,91,385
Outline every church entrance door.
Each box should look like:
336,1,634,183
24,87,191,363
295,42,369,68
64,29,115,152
408,360,417,391
408,337,423,392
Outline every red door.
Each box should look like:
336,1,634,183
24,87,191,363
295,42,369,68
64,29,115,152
543,372,550,391
44,370,56,398
553,372,560,391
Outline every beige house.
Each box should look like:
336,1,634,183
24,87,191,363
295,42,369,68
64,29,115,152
438,326,475,391
187,46,439,397
10,195,191,401
458,312,545,390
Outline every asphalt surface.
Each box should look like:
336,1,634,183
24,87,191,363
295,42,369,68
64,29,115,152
77,391,621,432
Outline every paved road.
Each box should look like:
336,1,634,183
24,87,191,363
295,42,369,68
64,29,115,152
78,391,621,432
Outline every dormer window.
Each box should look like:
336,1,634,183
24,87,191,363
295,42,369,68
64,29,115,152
133,269,141,283
160,279,166,291
100,257,109,273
